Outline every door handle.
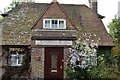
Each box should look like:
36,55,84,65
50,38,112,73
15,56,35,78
60,65,62,69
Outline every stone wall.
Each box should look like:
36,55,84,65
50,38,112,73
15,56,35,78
31,47,44,79
0,47,8,79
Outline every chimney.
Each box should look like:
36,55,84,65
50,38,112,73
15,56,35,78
118,1,120,18
52,0,57,2
89,0,97,13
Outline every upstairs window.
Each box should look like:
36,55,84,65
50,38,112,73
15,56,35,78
51,20,58,28
59,20,64,29
45,20,50,28
43,19,66,29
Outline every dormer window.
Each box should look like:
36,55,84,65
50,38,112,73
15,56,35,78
45,20,50,28
43,19,66,29
51,20,57,28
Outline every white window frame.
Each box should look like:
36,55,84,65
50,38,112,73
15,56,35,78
9,52,24,66
43,19,66,29
44,19,51,28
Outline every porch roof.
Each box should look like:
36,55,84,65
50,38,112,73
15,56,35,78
31,30,77,40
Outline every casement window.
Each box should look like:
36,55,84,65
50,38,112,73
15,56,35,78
45,20,50,28
9,50,24,66
43,19,66,29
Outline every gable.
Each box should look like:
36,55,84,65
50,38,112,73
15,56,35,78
32,2,75,30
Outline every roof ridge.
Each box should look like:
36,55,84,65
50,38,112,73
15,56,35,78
21,2,87,6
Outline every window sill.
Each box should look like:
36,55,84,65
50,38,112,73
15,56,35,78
8,65,23,68
43,28,66,30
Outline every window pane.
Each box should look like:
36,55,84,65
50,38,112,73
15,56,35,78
51,54,57,69
51,20,58,28
10,55,17,66
45,20,50,28
18,55,23,65
59,21,64,28
10,51,16,54
18,51,24,54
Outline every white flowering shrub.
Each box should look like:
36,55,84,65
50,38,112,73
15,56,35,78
65,33,99,79
69,41,97,69
69,33,98,69
70,33,98,69
65,33,118,79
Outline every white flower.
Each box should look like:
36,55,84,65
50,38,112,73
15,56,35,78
90,43,95,48
76,40,80,44
78,38,81,41
94,34,96,37
91,40,94,42
71,56,76,63
86,38,89,41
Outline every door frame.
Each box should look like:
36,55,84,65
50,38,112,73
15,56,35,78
44,47,64,79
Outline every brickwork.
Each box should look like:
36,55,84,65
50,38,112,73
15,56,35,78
31,47,70,78
0,48,7,79
31,47,44,79
64,47,70,78
35,2,74,30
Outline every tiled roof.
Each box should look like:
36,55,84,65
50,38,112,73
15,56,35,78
32,30,77,40
1,3,49,45
0,2,114,46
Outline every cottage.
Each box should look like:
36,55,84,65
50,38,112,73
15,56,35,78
0,0,113,79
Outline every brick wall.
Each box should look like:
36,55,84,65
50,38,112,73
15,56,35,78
35,2,74,30
31,47,44,79
0,47,8,79
31,47,70,79
64,47,70,78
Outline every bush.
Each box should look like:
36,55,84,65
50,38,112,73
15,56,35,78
0,15,4,22
65,33,119,79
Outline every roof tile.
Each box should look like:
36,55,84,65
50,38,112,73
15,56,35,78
0,3,114,46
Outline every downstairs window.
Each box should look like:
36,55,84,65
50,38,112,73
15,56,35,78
9,48,25,66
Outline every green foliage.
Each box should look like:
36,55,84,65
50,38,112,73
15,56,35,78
0,15,4,22
88,54,118,78
4,0,20,12
108,18,120,44
65,67,90,80
66,48,117,79
4,0,35,13
108,17,120,74
108,18,120,38
65,33,119,79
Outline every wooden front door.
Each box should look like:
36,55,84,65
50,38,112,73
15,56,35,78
44,47,64,80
